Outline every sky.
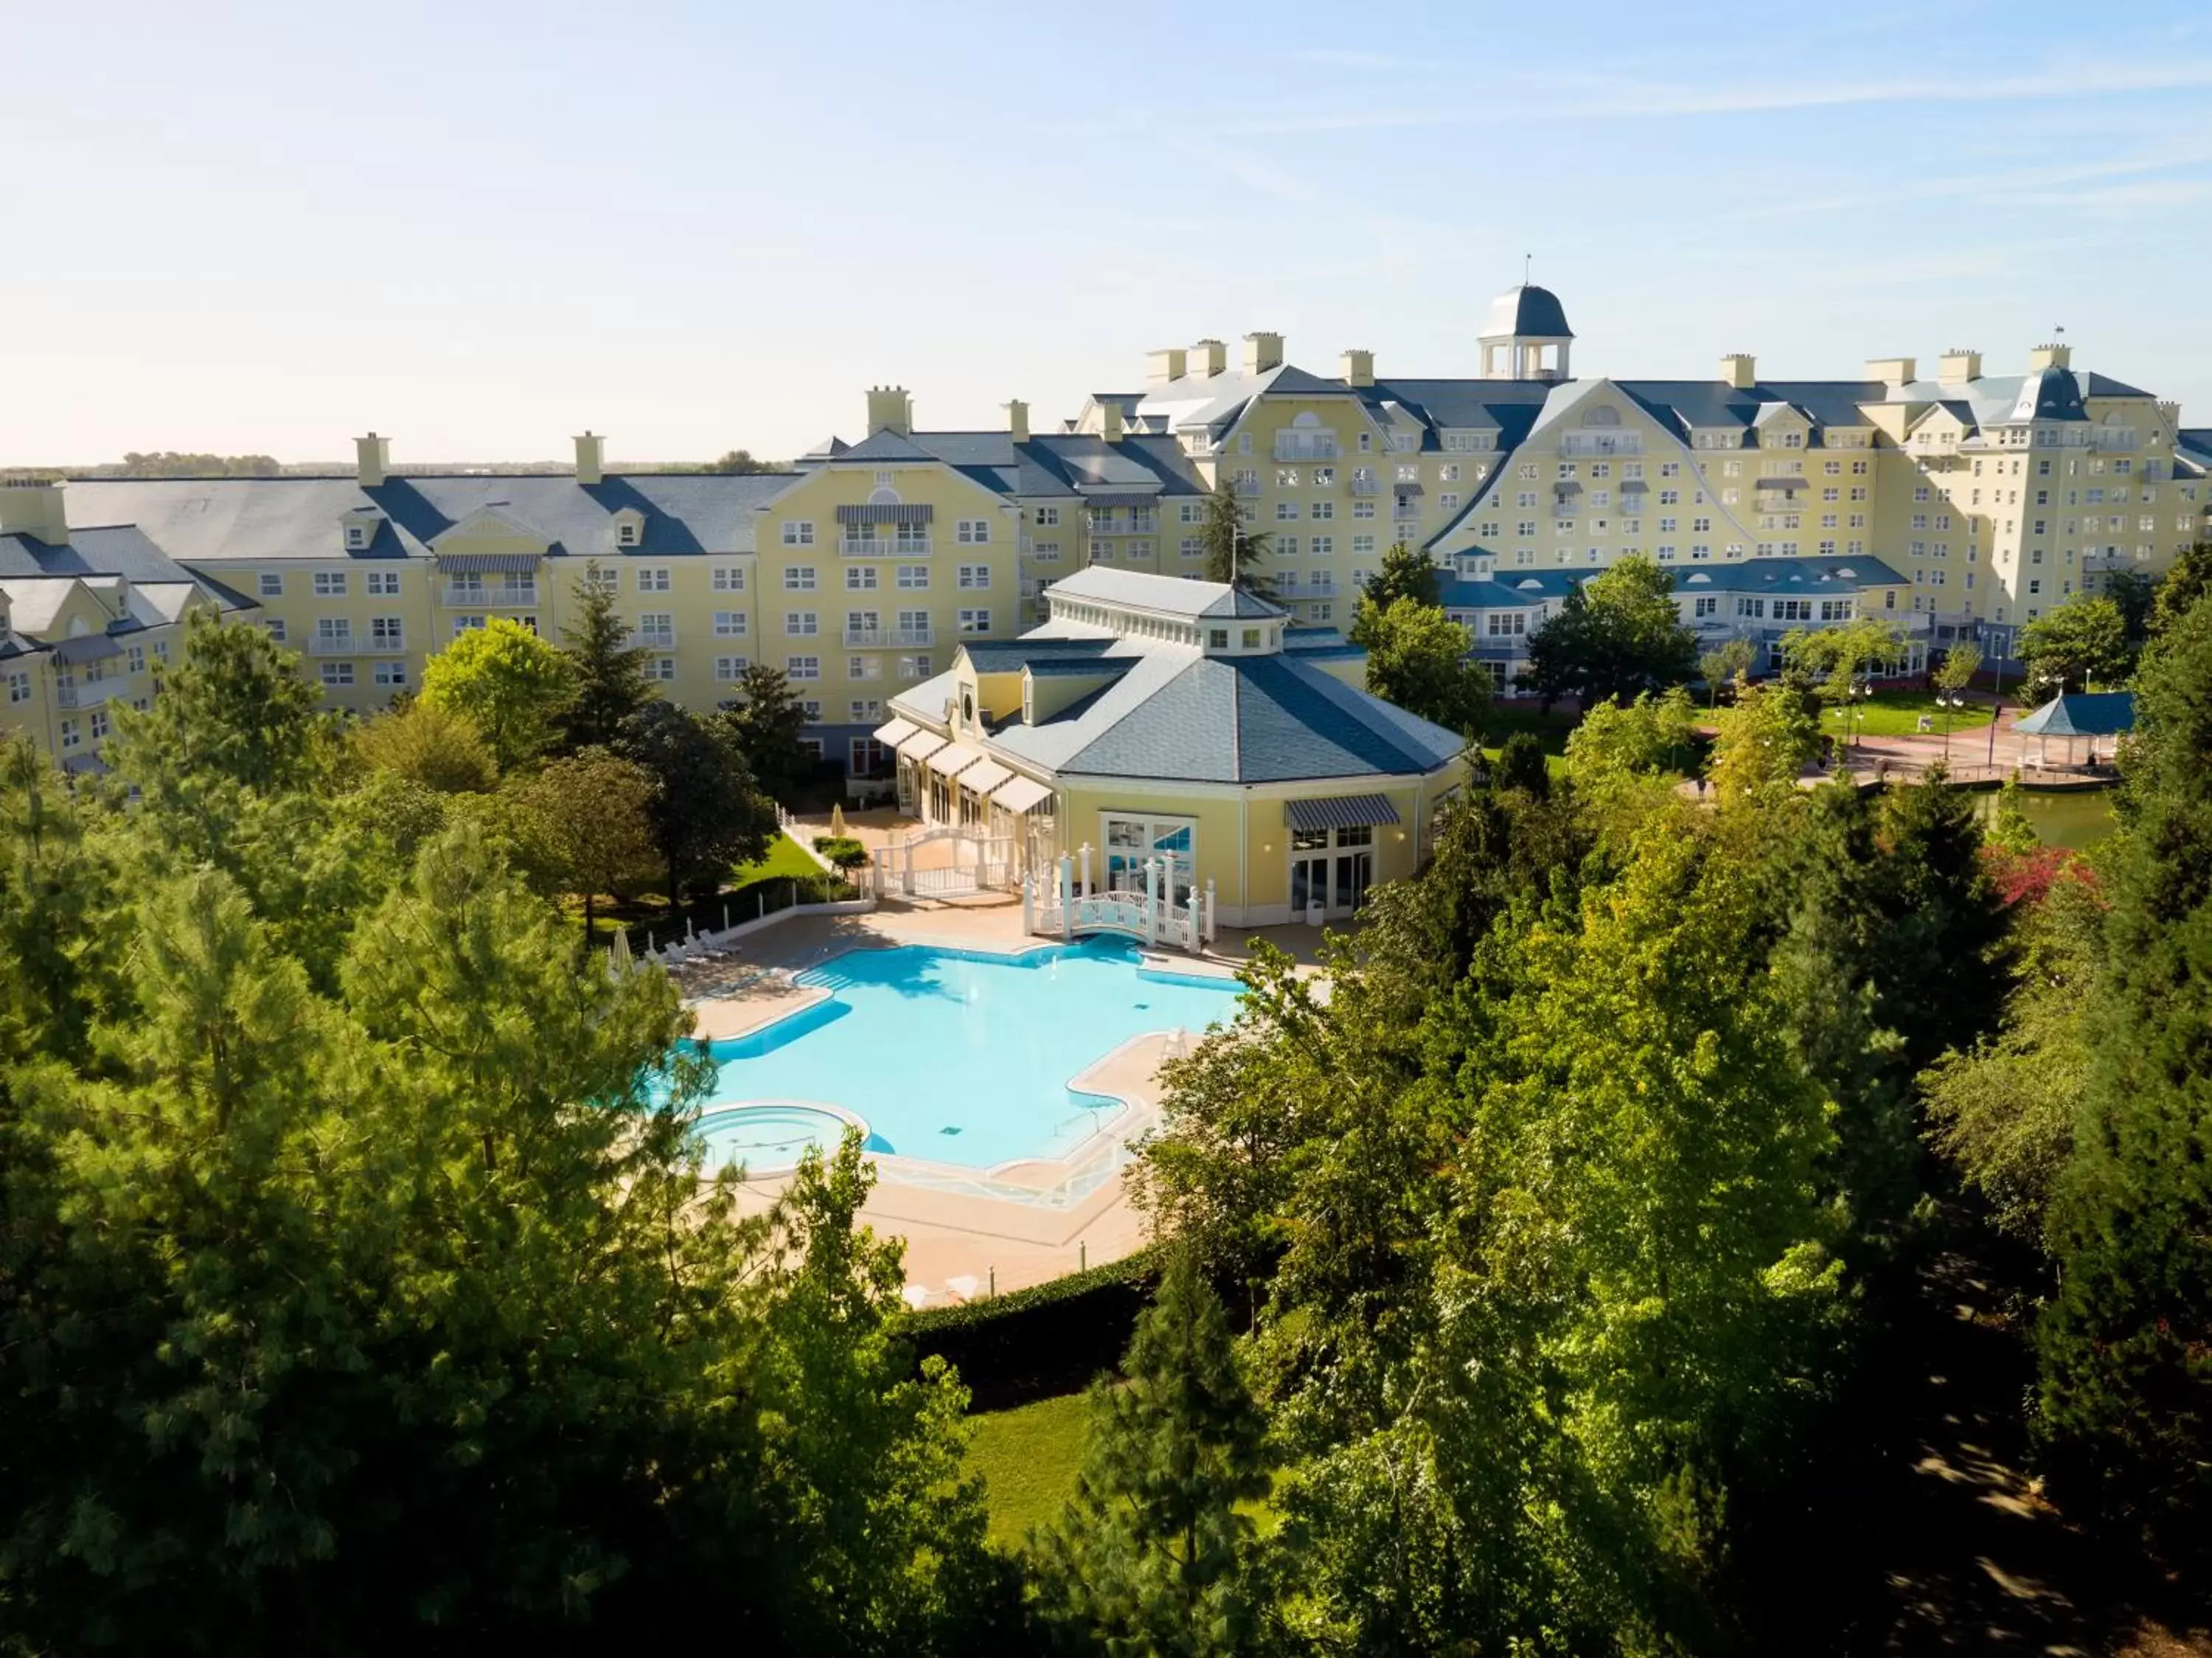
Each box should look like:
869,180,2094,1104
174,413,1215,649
6,0,2212,468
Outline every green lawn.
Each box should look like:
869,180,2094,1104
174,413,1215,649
729,831,821,887
1818,690,1995,738
967,1392,1089,1548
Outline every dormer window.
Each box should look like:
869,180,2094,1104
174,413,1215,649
345,524,371,551
341,507,383,552
611,507,646,549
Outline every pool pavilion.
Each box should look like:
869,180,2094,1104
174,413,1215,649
872,567,1468,937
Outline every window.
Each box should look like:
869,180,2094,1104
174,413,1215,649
345,524,372,551
957,564,990,589
1179,536,1202,559
263,619,288,642
366,570,401,596
956,518,990,544
1352,500,1376,520
634,613,675,646
897,563,929,589
1693,595,1719,619
1486,611,1526,637
782,521,815,546
714,655,748,681
785,611,818,637
637,566,670,592
784,565,817,591
958,608,991,634
371,616,404,649
646,657,675,681
258,572,284,597
897,654,932,680
712,564,746,592
582,564,618,594
1311,535,1333,557
126,644,146,674
1277,536,1299,558
58,719,79,751
1036,506,1061,527
374,661,408,687
616,519,641,548
851,700,884,725
4,671,27,704
714,611,748,637
786,655,821,680
1275,500,1300,521
319,662,355,687
1352,534,1377,555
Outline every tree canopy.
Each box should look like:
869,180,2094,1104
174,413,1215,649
1352,595,1490,733
1517,554,1698,708
555,562,654,753
2019,594,2131,695
420,619,577,772
717,663,815,801
617,699,779,907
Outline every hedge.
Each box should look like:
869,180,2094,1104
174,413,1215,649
897,1245,1164,1412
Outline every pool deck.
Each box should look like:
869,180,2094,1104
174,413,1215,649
677,896,1319,1308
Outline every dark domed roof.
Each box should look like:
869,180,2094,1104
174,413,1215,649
1480,283,1573,340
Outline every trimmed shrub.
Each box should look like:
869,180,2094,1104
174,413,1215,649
899,1246,1163,1412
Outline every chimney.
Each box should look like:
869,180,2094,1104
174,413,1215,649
356,431,390,488
1242,331,1284,375
0,478,68,544
1099,400,1124,443
1189,339,1227,378
1146,347,1187,384
1938,348,1983,386
1005,399,1030,443
1720,353,1757,390
574,431,605,486
1340,348,1374,387
865,386,913,437
1866,355,1916,389
2028,341,2073,372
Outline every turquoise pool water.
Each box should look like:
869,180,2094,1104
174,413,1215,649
695,939,1243,1171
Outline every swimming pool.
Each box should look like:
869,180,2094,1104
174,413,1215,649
692,938,1242,1172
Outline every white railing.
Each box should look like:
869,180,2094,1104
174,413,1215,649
1558,434,1644,457
52,681,120,710
1024,849,1217,954
841,537,931,557
844,625,933,648
307,635,356,656
1274,435,1340,462
1349,473,1381,496
442,584,537,607
633,631,677,649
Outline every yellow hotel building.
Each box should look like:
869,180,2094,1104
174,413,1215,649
3,278,2207,776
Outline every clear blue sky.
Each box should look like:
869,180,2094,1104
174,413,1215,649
7,0,2211,467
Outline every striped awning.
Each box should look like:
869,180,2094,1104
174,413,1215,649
1553,480,1582,495
1393,480,1425,496
1756,477,1806,492
436,551,542,572
835,504,933,526
930,740,987,778
1080,490,1164,508
961,757,1013,794
1619,477,1649,492
873,715,919,747
992,775,1055,814
895,729,948,763
1284,794,1401,833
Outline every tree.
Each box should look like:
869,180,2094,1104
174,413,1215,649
703,448,787,475
352,698,497,794
1032,1254,1272,1657
505,746,657,946
2105,567,2159,646
1561,687,1697,836
1697,637,1756,707
2147,541,2212,645
1705,678,1820,802
1930,639,1983,763
2037,586,2212,1552
1197,477,1273,596
717,663,815,800
1782,617,1907,753
108,610,324,801
617,700,779,908
556,561,653,752
1353,596,1489,732
1358,541,1441,614
420,617,577,771
2018,594,2130,696
1517,553,1697,709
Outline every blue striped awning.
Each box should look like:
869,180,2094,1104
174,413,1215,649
437,552,540,572
835,504,933,526
1284,794,1400,833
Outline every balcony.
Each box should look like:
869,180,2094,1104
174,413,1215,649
1273,434,1340,462
840,537,930,558
843,625,933,648
53,680,122,710
1349,473,1381,496
633,631,677,650
309,634,408,656
441,583,538,607
1557,434,1644,457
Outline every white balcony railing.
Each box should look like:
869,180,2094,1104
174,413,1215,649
844,625,933,648
442,583,538,607
1349,472,1381,496
633,631,676,649
53,681,122,710
1273,434,1340,462
840,537,931,558
307,634,357,656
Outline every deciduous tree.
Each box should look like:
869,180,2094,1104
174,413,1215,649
617,699,778,908
1517,554,1697,709
2018,594,2131,695
1353,595,1489,732
420,617,577,771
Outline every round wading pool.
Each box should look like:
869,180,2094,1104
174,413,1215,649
692,1104,880,1173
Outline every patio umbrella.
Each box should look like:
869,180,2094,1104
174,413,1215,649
611,929,633,970
830,802,846,839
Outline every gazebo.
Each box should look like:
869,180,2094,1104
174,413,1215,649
2014,690,2135,769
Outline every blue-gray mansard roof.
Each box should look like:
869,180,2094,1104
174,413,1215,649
1439,555,1907,614
0,524,257,611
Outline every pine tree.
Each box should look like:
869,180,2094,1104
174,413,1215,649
557,561,654,752
1032,1253,1271,1657
717,662,813,799
1197,478,1273,596
2038,586,2212,1555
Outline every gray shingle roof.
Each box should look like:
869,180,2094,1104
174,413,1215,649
62,474,799,563
1480,283,1573,339
0,526,256,611
1046,565,1285,620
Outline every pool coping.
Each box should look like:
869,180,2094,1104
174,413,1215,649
686,937,1238,1197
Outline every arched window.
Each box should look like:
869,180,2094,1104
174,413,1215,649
1581,406,1621,429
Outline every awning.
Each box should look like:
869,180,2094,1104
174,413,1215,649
1284,794,1402,833
1618,477,1649,493
835,504,933,526
930,740,987,778
436,552,542,572
992,775,1056,814
1756,478,1806,492
873,715,919,746
961,757,1012,794
1079,489,1164,508
1393,481,1425,496
1552,480,1582,495
52,634,124,665
895,729,948,763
